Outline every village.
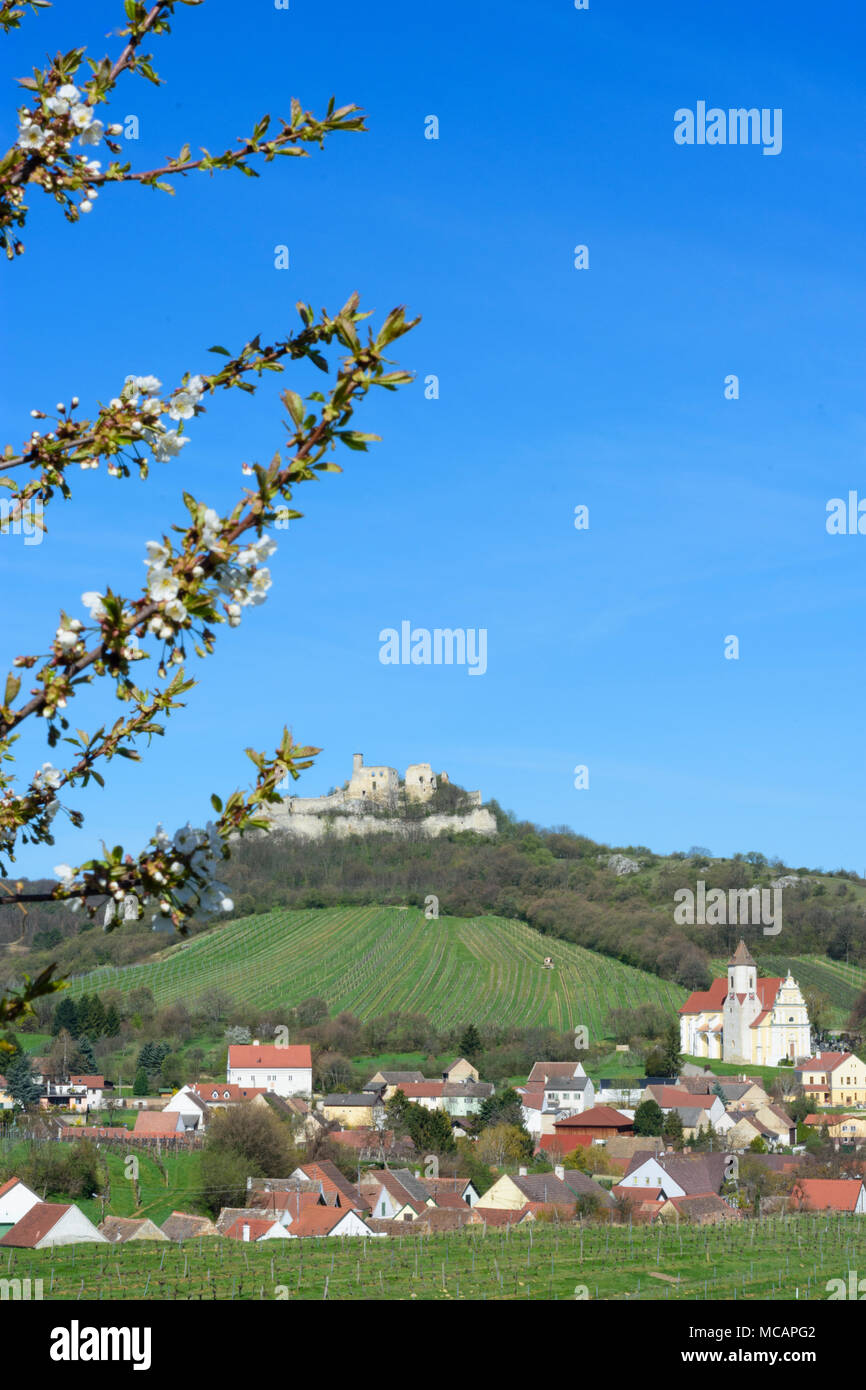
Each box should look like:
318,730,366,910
2,942,866,1251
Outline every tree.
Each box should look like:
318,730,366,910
477,1087,526,1132
6,1051,40,1107
659,1021,682,1077
70,1034,97,1075
132,1067,149,1098
51,995,80,1038
633,1099,664,1136
662,1110,684,1146
475,1124,530,1168
458,1024,482,1061
0,1,417,1030
204,1103,295,1176
199,1147,251,1217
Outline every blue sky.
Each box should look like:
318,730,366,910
2,0,865,878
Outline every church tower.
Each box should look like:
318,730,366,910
723,938,761,1063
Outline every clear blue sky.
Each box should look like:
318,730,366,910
2,0,865,879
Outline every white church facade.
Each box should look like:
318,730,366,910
679,940,811,1068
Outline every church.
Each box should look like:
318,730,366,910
678,940,811,1068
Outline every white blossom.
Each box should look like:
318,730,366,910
81,591,107,619
70,104,94,131
78,119,104,147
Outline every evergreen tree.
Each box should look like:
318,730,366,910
633,1098,664,1136
660,1021,683,1078
458,1024,482,1061
6,1052,40,1107
70,1035,97,1074
133,1067,150,1097
52,995,80,1038
104,1003,121,1038
662,1109,684,1145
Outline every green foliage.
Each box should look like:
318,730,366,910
633,1098,664,1136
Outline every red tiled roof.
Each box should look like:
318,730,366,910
0,1202,67,1247
69,1075,104,1087
224,1217,282,1241
289,1206,356,1237
399,1083,444,1099
790,1179,864,1212
798,1052,855,1073
190,1082,267,1102
228,1044,312,1070
679,977,783,1015
553,1105,633,1130
133,1111,180,1135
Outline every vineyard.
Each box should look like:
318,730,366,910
3,1216,864,1301
67,906,687,1034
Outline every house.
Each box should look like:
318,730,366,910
188,1081,269,1107
656,1194,743,1225
0,1202,106,1248
365,1070,425,1100
442,1081,494,1118
789,1179,866,1214
419,1176,480,1207
795,1052,866,1108
644,1087,731,1134
161,1087,210,1131
679,940,811,1066
520,1063,596,1134
98,1216,168,1243
396,1082,445,1112
804,1113,866,1147
69,1075,105,1107
249,1189,324,1228
287,1161,367,1211
223,1215,290,1242
727,1104,796,1150
480,1165,613,1213
226,1042,312,1098
0,1177,41,1233
619,1152,731,1199
319,1093,385,1129
551,1105,634,1142
285,1206,380,1239
161,1212,218,1241
133,1109,185,1137
0,1075,12,1110
360,1169,433,1221
442,1058,479,1084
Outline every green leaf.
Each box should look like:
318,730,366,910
207,345,232,356
4,674,20,707
210,793,223,813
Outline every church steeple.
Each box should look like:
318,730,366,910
728,938,756,996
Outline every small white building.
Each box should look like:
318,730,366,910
0,1201,106,1248
227,1043,312,1099
0,1176,41,1228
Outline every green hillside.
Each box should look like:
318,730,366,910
66,905,686,1036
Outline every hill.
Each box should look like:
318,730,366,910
65,905,687,1036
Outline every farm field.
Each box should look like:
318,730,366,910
66,906,687,1034
4,1216,864,1301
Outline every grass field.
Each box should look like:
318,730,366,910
3,1216,864,1301
0,1142,205,1228
65,906,687,1035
